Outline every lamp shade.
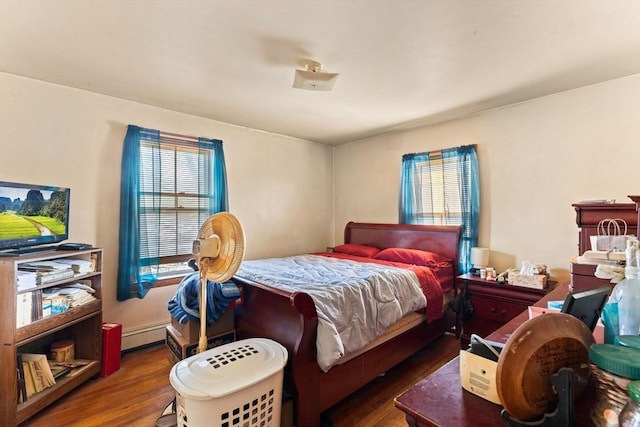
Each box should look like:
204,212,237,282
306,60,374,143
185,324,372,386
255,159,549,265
471,247,490,267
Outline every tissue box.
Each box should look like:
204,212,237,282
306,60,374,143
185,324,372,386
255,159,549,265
508,272,548,289
459,350,501,404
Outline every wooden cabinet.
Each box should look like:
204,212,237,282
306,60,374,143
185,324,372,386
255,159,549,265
0,248,102,425
457,273,549,348
572,201,637,255
571,197,640,292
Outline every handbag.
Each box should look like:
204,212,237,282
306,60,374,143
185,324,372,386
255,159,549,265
452,281,474,321
590,218,632,252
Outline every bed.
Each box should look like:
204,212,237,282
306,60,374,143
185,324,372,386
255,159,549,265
233,221,461,427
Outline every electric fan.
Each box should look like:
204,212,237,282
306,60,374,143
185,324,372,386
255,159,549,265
191,212,245,353
166,212,288,427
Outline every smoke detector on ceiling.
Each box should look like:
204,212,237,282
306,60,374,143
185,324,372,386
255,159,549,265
293,61,339,91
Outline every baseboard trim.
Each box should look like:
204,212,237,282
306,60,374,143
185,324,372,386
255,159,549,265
121,322,168,351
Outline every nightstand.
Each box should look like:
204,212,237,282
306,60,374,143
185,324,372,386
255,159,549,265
456,273,553,348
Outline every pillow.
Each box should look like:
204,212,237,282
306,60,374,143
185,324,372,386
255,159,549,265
373,247,451,267
332,244,381,258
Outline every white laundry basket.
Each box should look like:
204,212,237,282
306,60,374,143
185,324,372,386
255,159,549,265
170,338,288,427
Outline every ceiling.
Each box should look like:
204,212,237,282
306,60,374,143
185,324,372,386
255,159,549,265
1,1,639,145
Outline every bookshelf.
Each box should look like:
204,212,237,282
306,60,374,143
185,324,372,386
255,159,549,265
0,248,103,425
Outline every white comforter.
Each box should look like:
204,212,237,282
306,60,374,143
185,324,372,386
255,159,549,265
236,255,427,372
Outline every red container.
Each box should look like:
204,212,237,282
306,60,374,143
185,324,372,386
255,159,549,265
100,322,122,377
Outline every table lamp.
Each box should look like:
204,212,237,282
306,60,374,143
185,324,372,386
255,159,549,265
470,247,490,275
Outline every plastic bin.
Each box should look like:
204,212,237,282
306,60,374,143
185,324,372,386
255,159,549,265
170,338,288,427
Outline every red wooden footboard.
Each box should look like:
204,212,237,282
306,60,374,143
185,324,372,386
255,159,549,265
234,222,461,427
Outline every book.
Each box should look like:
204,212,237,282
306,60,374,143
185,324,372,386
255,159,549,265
35,269,75,285
16,354,27,403
49,364,72,380
16,291,44,327
23,360,44,396
16,270,37,291
58,359,92,378
16,292,33,327
31,291,43,322
21,354,56,393
23,361,37,397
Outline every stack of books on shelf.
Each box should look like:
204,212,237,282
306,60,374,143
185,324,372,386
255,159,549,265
50,258,95,274
18,261,75,285
17,353,56,401
43,283,97,312
17,283,96,327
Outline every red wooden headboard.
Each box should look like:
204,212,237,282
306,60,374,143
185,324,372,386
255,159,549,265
343,221,461,271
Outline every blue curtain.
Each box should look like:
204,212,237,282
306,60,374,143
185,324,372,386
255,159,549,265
117,125,158,300
444,145,479,273
117,126,228,300
399,145,479,273
399,151,430,224
200,137,228,215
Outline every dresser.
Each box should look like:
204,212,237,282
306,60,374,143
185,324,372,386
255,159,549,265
572,201,638,255
571,197,640,292
456,273,550,348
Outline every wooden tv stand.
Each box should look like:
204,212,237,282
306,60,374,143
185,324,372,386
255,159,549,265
394,281,596,426
0,248,103,425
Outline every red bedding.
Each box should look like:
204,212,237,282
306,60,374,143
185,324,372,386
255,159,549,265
315,252,450,323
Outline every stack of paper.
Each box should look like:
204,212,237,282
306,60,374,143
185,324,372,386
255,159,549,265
16,270,37,291
58,287,96,307
43,284,96,309
51,258,94,274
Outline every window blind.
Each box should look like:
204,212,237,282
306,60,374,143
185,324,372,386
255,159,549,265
139,141,212,265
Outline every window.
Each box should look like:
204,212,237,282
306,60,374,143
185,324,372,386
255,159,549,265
117,125,228,300
400,145,479,272
138,141,212,278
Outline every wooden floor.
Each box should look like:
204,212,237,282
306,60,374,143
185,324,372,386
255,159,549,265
23,334,460,427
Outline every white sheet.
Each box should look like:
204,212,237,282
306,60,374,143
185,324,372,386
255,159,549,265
236,254,426,372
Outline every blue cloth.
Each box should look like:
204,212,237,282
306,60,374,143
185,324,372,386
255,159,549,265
167,272,240,326
399,144,479,273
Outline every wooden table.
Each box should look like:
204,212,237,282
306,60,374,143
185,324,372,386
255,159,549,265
394,282,596,426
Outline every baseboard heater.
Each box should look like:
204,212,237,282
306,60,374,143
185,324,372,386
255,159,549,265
121,322,169,351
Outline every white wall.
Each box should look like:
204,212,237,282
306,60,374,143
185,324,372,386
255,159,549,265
0,72,333,337
2,70,638,340
334,74,640,284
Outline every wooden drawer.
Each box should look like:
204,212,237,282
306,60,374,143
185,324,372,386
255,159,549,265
470,295,528,323
571,274,612,293
570,261,614,292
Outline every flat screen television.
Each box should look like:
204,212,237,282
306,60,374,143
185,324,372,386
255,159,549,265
0,180,70,256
